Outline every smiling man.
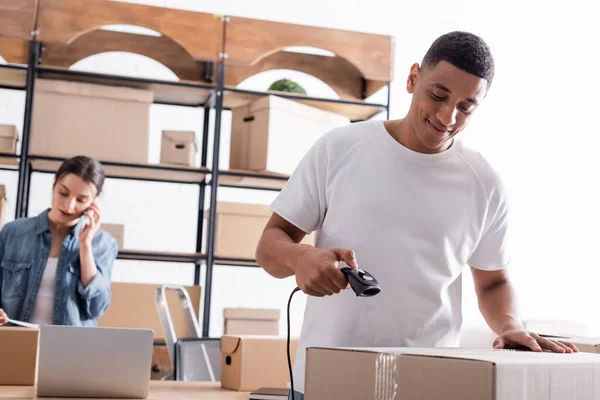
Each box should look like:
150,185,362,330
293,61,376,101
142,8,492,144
255,31,578,400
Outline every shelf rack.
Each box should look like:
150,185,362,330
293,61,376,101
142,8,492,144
0,0,394,337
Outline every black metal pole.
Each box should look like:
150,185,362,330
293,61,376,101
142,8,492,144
23,160,32,217
202,60,225,337
194,105,211,286
16,41,41,219
386,82,391,120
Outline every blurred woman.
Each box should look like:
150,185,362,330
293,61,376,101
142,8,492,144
0,156,118,326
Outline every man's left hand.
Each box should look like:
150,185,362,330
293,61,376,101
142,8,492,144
494,327,579,353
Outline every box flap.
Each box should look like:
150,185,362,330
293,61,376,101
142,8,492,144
221,335,242,355
0,124,17,139
245,95,349,124
162,130,197,145
216,202,272,218
338,346,600,365
223,308,280,321
36,79,154,103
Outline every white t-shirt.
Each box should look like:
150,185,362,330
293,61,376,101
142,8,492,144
30,258,59,326
270,121,510,394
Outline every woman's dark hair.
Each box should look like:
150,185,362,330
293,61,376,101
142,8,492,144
54,156,106,195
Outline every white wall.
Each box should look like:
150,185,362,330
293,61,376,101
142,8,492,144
0,0,598,341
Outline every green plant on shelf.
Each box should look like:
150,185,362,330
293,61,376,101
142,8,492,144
268,78,307,95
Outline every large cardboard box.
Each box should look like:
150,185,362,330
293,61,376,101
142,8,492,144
223,308,280,335
220,335,298,391
30,79,152,163
0,124,17,153
98,282,201,342
102,223,124,249
0,327,39,386
212,202,314,259
160,130,198,167
306,347,600,399
230,96,348,176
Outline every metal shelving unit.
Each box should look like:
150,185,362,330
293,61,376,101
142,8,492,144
0,5,392,337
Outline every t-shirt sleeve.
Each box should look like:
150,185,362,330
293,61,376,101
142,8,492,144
269,135,329,234
468,179,511,270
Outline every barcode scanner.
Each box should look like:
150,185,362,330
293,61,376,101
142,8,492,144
286,266,381,400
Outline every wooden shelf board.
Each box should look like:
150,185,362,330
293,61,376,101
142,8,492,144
36,67,215,107
30,158,208,184
0,65,27,90
118,250,205,263
223,89,386,121
218,169,288,191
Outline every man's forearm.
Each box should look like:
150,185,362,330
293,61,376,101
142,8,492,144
256,227,308,279
477,279,523,335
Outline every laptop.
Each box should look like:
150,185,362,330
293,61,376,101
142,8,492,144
37,325,154,399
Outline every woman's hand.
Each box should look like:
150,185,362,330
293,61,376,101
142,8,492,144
79,203,101,247
0,308,8,325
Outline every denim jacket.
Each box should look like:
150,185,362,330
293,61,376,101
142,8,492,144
0,209,118,326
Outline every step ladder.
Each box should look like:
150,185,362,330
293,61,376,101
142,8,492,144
154,284,216,381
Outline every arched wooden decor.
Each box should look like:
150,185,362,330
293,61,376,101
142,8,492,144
36,0,223,62
0,38,29,64
224,16,393,100
225,50,364,99
42,30,210,82
0,0,37,40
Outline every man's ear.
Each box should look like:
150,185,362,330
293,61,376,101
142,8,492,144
406,63,420,94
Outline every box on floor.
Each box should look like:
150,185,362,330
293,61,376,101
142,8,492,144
223,308,280,335
230,95,348,176
220,335,298,392
0,327,39,385
30,79,152,164
210,202,315,259
305,347,600,399
98,282,201,342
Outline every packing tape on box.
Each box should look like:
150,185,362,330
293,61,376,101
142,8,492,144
374,353,399,400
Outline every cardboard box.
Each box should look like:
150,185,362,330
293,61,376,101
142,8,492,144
305,347,600,399
230,95,348,176
523,319,588,337
211,202,314,259
223,308,280,335
0,327,39,385
102,223,124,249
30,79,152,163
0,124,17,153
161,130,198,167
0,184,6,229
150,344,172,380
98,282,201,342
220,335,298,391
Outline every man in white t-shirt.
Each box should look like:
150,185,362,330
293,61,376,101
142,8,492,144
255,31,578,399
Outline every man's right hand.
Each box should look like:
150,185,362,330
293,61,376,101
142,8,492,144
292,246,359,297
0,308,7,325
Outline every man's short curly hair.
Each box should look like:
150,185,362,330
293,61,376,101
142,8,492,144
422,31,495,86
